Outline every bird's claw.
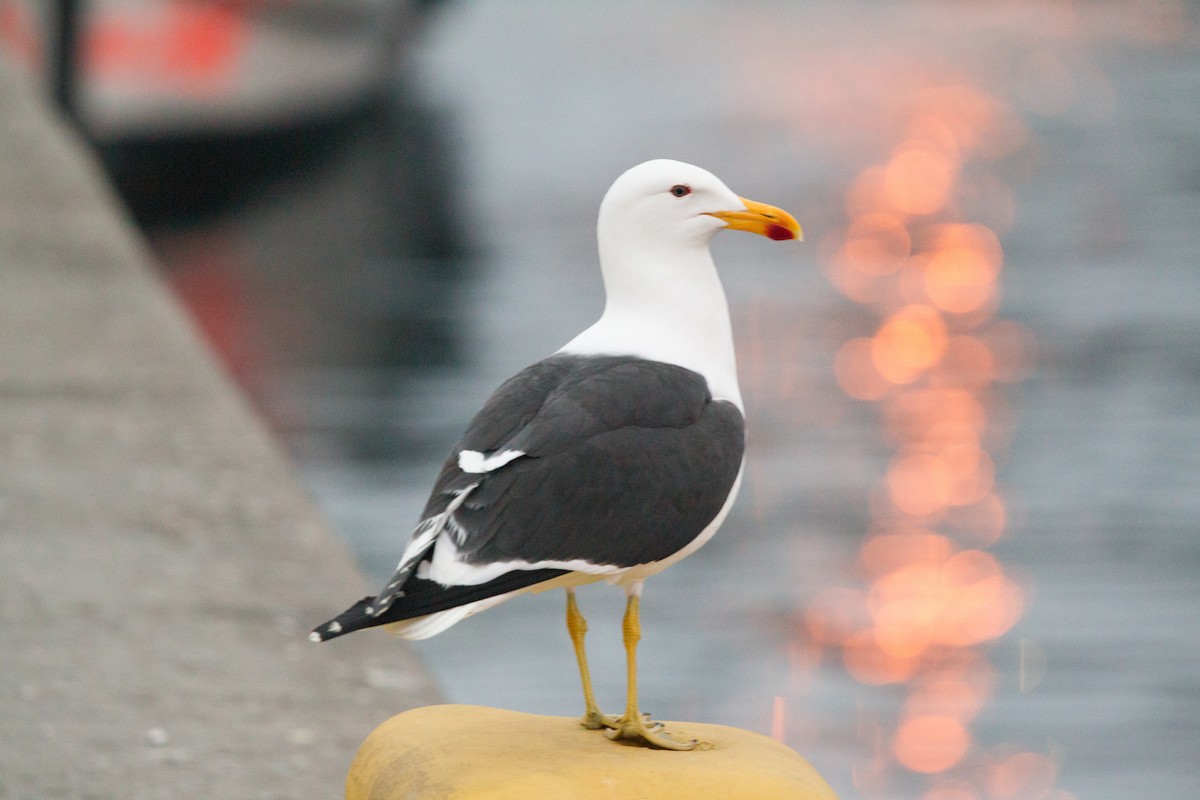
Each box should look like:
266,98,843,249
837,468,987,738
604,711,702,751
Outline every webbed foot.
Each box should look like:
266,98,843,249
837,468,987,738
604,711,702,751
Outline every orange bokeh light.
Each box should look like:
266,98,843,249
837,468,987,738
905,114,962,161
921,224,1004,314
937,551,1024,646
843,628,921,685
885,143,959,216
912,84,1026,160
905,662,995,722
886,450,955,516
924,273,991,318
885,387,987,443
807,63,1040,795
838,212,913,276
863,547,1024,660
935,335,996,389
945,493,1008,545
835,337,893,401
894,714,972,773
869,562,951,659
859,531,954,578
805,587,871,647
942,446,994,508
845,165,893,219
872,305,949,384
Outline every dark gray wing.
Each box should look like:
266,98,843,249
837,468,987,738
446,354,745,567
311,354,744,641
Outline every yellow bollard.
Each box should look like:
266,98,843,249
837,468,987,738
346,705,839,799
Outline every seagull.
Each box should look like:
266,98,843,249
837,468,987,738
311,159,802,749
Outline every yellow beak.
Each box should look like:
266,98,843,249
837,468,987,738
706,197,803,241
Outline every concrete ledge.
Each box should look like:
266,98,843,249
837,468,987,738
347,705,840,799
0,63,438,798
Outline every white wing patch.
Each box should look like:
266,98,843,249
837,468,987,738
458,448,525,474
427,534,625,587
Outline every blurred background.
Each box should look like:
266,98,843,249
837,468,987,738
4,1,1197,798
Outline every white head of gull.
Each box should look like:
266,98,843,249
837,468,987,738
562,159,801,411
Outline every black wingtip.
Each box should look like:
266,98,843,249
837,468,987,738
309,596,376,642
310,567,573,642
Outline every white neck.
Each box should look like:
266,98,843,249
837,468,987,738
558,237,744,411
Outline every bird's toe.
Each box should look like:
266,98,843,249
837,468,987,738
604,712,702,751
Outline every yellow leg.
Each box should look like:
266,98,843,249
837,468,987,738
566,589,615,730
605,592,700,750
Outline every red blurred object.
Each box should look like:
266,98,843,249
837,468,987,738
0,0,427,138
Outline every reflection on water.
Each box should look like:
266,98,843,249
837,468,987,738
111,2,1200,798
807,79,1047,798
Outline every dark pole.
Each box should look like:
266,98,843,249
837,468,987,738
52,0,81,123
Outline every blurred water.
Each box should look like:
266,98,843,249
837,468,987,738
139,2,1200,798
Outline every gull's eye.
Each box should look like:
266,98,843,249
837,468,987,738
670,184,691,198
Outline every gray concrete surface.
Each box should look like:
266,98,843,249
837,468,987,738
0,63,438,800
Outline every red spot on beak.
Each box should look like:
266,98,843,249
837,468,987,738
767,223,796,241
